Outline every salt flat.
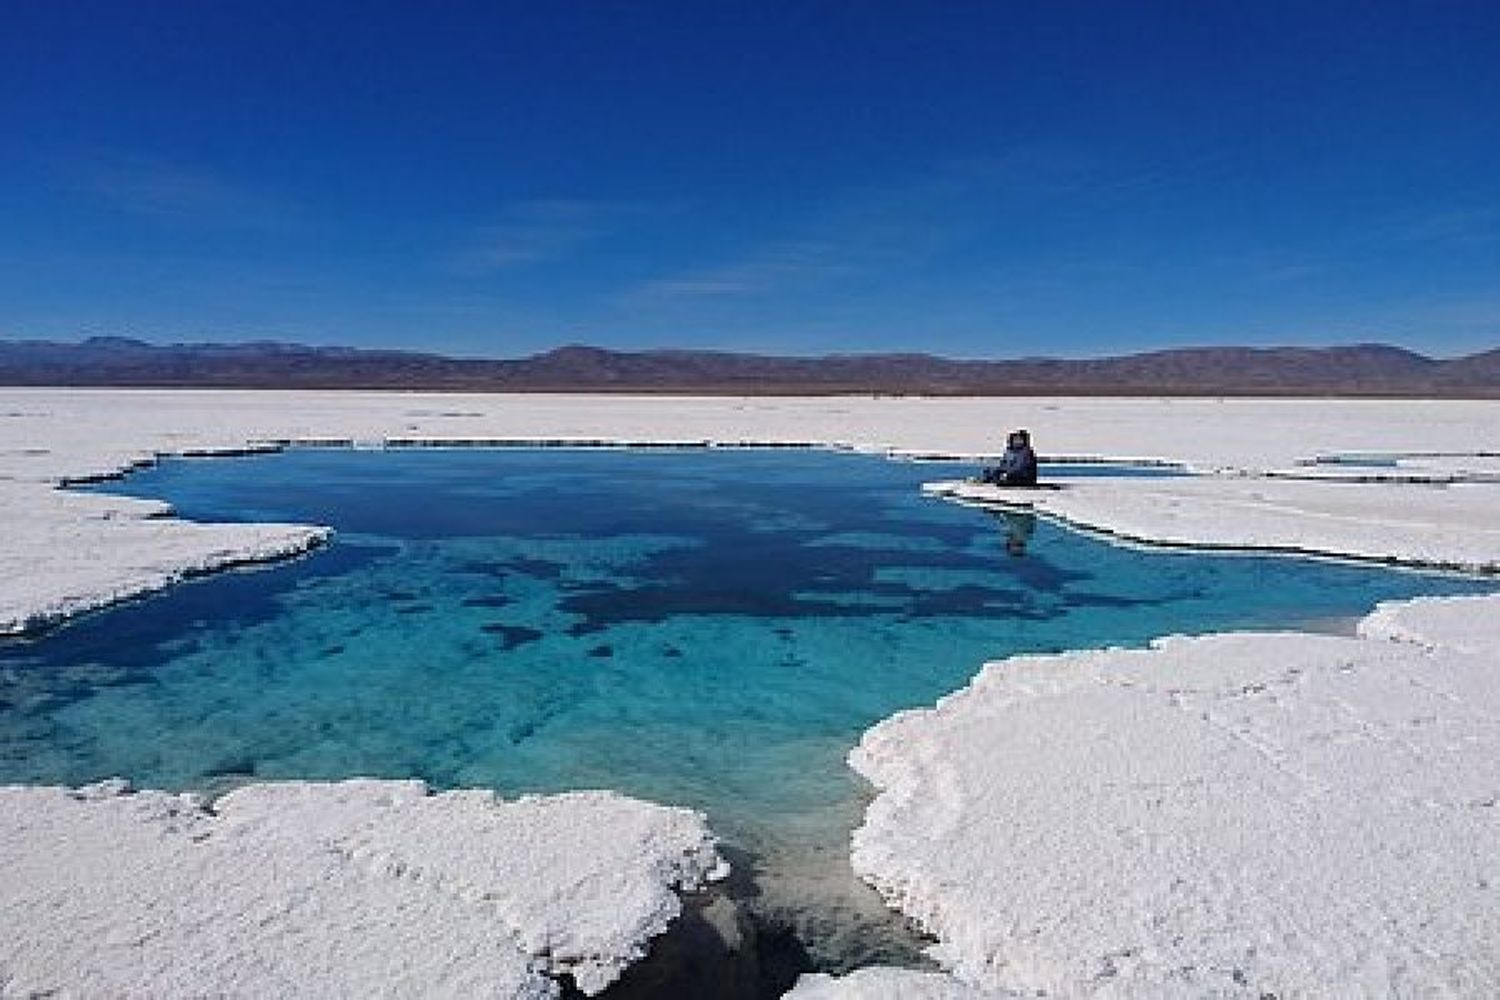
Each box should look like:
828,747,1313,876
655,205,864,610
3,389,1498,998
5,390,1498,484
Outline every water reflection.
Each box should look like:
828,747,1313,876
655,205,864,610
998,511,1036,557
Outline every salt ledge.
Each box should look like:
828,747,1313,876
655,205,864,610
0,479,329,635
923,476,1500,574
0,778,725,998
795,593,1499,998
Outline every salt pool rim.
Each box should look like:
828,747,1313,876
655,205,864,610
0,533,334,644
53,436,1190,487
8,441,1181,642
19,438,1487,644
56,436,1495,586
927,486,1500,580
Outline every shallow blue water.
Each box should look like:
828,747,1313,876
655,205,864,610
0,449,1489,963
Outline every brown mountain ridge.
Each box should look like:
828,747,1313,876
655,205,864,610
1,337,1497,397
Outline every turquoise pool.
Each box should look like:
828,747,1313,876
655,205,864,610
1,449,1488,969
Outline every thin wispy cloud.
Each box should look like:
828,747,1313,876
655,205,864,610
607,147,1312,353
1413,296,1500,334
1195,248,1325,286
633,278,755,298
627,239,852,304
454,199,626,272
1255,263,1323,284
618,164,1017,312
618,154,1084,316
1394,205,1500,247
58,153,305,232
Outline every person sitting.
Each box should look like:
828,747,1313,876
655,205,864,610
983,429,1038,487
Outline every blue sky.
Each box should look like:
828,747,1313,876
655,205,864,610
2,2,1498,358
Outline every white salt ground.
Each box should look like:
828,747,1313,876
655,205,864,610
0,778,724,998
4,390,1497,483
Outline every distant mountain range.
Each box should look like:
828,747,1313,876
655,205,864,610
2,337,1498,397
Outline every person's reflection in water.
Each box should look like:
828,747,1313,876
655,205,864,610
998,511,1036,557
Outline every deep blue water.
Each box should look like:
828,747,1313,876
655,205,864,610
0,449,1489,965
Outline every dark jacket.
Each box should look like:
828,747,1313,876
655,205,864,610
993,442,1038,486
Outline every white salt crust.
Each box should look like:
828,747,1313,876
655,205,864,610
807,594,1500,998
923,475,1500,574
0,479,328,635
788,967,979,999
0,778,725,998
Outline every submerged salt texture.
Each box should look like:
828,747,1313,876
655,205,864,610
2,448,1487,971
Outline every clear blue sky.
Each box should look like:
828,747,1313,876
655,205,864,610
2,2,1497,358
